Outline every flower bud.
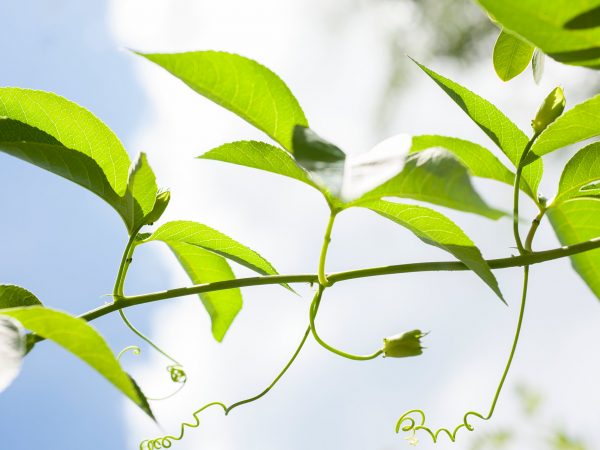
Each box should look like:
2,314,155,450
144,190,171,225
531,87,566,134
383,329,426,358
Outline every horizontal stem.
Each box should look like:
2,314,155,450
78,236,600,323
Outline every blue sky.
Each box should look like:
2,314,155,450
2,1,600,450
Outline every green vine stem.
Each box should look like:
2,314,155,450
140,324,312,449
318,210,338,286
71,236,600,324
309,285,383,360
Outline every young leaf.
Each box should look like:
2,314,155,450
413,60,544,197
144,221,280,277
0,316,25,393
475,0,600,68
0,306,154,418
199,140,320,191
127,153,158,229
530,94,600,158
547,198,600,301
354,148,504,219
554,142,600,204
166,242,242,342
0,88,130,196
493,30,535,82
361,199,503,301
0,285,43,309
292,126,346,197
137,51,308,150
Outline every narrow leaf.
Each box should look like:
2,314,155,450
0,306,154,418
530,94,600,158
361,199,503,300
555,142,600,203
144,221,279,277
413,60,543,196
137,51,308,150
354,148,504,219
532,49,545,84
493,30,535,81
166,242,242,342
199,140,320,191
0,88,130,195
548,198,600,301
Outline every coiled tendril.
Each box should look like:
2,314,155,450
140,324,311,449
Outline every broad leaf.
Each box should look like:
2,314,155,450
0,316,25,393
292,126,346,197
361,200,503,300
548,198,600,300
166,242,242,342
354,148,504,219
199,140,320,191
0,88,130,195
414,60,543,197
144,221,279,277
0,285,43,309
493,30,535,81
530,94,600,158
0,120,159,234
475,0,600,68
137,51,308,150
0,306,154,418
554,142,600,203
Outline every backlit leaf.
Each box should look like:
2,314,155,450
0,285,43,309
554,142,600,203
361,199,503,301
0,306,154,418
414,60,543,197
493,30,535,81
548,198,600,300
0,88,130,195
166,242,243,342
137,51,308,150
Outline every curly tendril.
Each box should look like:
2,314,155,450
140,324,311,449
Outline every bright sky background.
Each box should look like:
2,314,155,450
1,1,599,450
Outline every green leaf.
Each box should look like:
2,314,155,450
414,60,544,197
354,148,504,219
0,306,154,418
554,142,600,204
548,198,600,300
409,134,518,186
530,94,600,158
166,242,242,342
361,199,503,301
475,0,600,68
137,51,308,150
493,30,535,81
292,126,346,197
199,140,320,191
144,220,280,277
0,316,25,393
0,285,43,309
0,88,130,195
0,119,159,234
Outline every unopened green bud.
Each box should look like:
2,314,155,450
382,329,426,358
531,87,566,134
144,190,171,225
